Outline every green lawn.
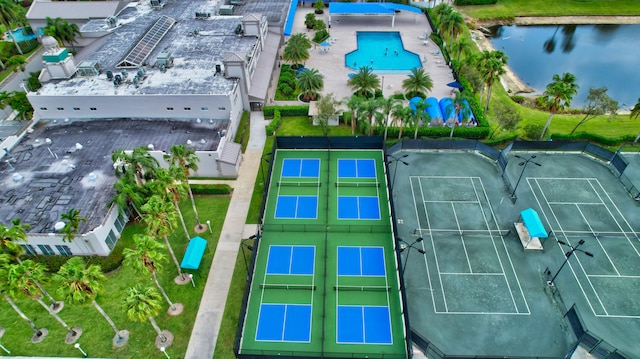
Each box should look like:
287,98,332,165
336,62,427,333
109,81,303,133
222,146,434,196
0,195,230,359
460,0,640,20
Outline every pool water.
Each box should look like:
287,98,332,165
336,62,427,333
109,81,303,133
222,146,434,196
345,32,421,73
5,28,37,43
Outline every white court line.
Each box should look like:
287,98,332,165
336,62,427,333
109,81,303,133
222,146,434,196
473,177,527,314
450,201,473,274
435,311,531,316
410,177,437,314
440,272,504,276
547,201,604,205
574,204,621,276
532,178,607,316
424,200,479,204
588,274,640,279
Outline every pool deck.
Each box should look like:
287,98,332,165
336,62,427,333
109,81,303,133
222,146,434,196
287,6,456,102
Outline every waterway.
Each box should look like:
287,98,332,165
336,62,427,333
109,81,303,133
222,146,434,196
487,24,640,109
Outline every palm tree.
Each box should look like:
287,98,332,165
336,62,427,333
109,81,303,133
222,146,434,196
476,50,508,112
402,68,433,100
0,219,63,312
149,167,190,241
109,177,146,220
141,195,186,283
391,105,412,140
411,99,430,140
539,72,579,140
123,284,172,348
54,257,129,347
378,97,399,142
358,99,380,136
59,208,87,243
450,37,473,63
2,259,81,343
447,91,472,138
631,98,640,144
283,33,311,68
347,66,380,99
440,11,465,41
123,234,183,315
0,0,24,55
44,17,81,53
345,95,364,135
112,146,159,185
164,144,201,228
6,55,26,72
296,68,324,101
0,255,47,343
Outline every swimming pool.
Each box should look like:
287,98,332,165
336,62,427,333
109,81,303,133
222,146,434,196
345,32,421,73
5,28,37,43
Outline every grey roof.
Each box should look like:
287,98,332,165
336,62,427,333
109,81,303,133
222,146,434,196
36,0,262,97
233,0,290,27
0,118,228,235
26,1,127,20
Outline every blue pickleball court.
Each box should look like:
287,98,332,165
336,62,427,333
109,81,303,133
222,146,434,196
275,195,318,219
338,159,376,178
256,304,312,342
337,196,381,220
337,305,392,344
337,246,386,276
282,158,320,178
266,245,315,275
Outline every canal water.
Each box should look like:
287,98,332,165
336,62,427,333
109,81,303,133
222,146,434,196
487,24,640,109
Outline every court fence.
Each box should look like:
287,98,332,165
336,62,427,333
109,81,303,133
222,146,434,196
564,305,630,359
237,349,406,359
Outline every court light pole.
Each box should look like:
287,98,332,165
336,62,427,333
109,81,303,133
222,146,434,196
397,237,425,274
510,154,542,201
547,239,594,286
386,153,409,190
241,235,257,280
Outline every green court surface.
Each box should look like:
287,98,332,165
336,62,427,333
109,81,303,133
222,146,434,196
391,150,640,357
238,149,407,359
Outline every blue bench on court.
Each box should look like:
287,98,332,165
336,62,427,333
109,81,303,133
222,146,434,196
514,208,548,250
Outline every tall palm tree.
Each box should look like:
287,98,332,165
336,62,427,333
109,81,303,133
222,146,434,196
345,95,364,135
109,177,146,220
402,68,433,100
358,99,380,136
631,98,640,144
378,97,399,142
0,255,47,343
391,105,413,140
450,37,473,63
411,99,430,140
283,33,311,68
123,284,172,348
43,17,81,53
141,195,185,283
440,11,465,41
59,208,86,243
476,50,508,112
539,72,579,140
296,68,324,101
123,234,183,315
0,220,62,311
0,0,24,55
347,66,380,99
164,144,201,227
112,146,159,185
149,167,190,241
2,260,81,343
447,91,472,138
54,257,129,347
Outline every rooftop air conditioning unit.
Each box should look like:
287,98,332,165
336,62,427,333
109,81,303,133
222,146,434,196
155,52,173,69
150,0,165,9
219,5,234,15
106,16,117,28
77,61,101,77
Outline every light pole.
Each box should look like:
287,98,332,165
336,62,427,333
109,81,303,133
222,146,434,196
206,220,212,234
386,153,409,190
511,154,542,200
241,235,256,280
74,343,87,358
397,237,425,274
160,346,171,359
547,239,594,286
188,273,195,288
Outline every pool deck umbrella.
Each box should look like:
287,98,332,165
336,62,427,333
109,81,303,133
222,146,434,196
446,81,463,89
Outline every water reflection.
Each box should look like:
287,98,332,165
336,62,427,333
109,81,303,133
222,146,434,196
487,24,640,108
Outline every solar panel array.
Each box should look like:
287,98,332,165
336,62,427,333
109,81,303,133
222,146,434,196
117,15,176,68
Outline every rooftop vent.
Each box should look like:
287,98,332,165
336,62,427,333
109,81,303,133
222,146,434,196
148,144,154,150
155,52,173,70
195,11,211,19
106,70,113,80
150,0,166,9
77,61,101,77
219,5,234,15
106,16,118,28
230,0,242,5
215,64,222,75
54,221,65,231
88,172,97,182
75,143,83,150
234,24,243,35
12,173,23,182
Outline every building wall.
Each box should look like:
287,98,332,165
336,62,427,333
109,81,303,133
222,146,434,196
28,93,236,120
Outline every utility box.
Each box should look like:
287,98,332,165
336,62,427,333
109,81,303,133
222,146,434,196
219,5,234,15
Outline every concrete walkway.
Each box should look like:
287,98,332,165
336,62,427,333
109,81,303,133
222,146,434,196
184,111,267,359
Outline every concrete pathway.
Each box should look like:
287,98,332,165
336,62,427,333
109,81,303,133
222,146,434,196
184,111,267,359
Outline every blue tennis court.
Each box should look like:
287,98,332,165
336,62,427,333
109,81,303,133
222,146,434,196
267,245,315,275
337,196,381,220
337,305,392,344
337,246,386,276
338,159,376,178
256,304,312,342
282,158,320,178
275,196,318,219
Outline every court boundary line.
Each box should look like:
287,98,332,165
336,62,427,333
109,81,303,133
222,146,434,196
254,303,314,343
335,304,393,345
336,246,387,277
337,158,378,180
265,245,316,276
281,158,322,178
531,177,640,318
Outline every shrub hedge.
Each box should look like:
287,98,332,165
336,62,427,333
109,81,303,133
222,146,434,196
190,183,234,195
551,132,635,146
263,105,309,117
266,109,282,136
454,0,497,5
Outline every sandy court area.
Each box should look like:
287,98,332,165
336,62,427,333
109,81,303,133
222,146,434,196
288,6,456,103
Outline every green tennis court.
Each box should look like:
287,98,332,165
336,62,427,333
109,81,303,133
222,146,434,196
238,149,407,358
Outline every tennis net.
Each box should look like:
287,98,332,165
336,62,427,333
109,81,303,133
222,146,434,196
421,229,511,238
260,283,316,290
333,285,391,292
335,181,381,188
277,181,321,187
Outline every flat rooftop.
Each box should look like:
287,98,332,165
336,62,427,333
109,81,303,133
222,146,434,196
36,0,263,97
0,118,228,235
